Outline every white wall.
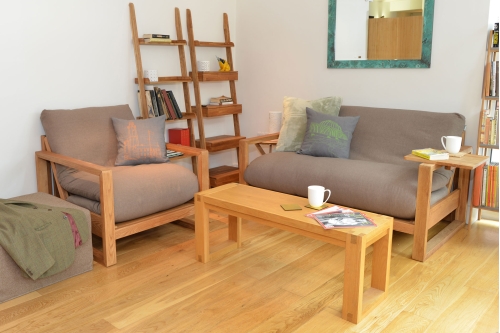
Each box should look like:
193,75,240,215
236,0,492,162
0,0,236,198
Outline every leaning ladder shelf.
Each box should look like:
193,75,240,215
469,29,499,225
129,4,197,153
186,9,245,188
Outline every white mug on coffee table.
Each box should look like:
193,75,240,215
441,136,462,154
308,185,331,208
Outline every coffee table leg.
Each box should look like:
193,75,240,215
195,194,210,263
228,215,242,247
342,234,366,324
371,229,392,291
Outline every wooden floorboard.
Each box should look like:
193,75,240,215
0,214,498,333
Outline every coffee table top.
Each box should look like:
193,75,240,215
198,183,393,245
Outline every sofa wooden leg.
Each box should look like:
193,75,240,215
412,163,434,262
100,170,117,267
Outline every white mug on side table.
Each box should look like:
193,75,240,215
441,136,462,154
308,185,331,208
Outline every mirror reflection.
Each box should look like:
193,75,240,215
336,0,425,61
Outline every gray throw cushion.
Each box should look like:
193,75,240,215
244,152,453,220
298,107,359,159
111,115,169,166
276,96,343,152
59,163,199,222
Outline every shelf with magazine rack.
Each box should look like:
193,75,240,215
129,3,197,152
470,29,499,222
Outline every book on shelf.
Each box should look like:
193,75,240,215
166,91,183,119
166,149,183,158
481,163,488,206
493,23,499,48
143,34,170,39
161,89,177,120
144,90,155,118
491,61,497,97
472,162,486,207
411,148,449,160
144,37,172,43
209,96,233,104
209,101,233,106
153,87,166,117
149,90,159,117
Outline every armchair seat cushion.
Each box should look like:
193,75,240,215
57,163,198,222
244,152,453,220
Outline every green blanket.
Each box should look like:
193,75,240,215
0,199,89,280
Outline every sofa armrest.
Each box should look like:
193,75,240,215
239,133,280,184
166,143,209,191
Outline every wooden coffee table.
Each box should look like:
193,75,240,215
194,183,393,324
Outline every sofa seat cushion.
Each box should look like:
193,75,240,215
244,152,453,220
57,163,199,222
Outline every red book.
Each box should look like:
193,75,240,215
161,89,177,120
472,163,485,207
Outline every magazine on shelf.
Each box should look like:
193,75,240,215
306,205,376,229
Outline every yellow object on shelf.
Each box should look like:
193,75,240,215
216,56,230,71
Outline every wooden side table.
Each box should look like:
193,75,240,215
404,149,489,259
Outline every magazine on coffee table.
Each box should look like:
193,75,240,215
307,205,376,229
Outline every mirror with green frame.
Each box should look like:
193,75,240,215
327,0,435,68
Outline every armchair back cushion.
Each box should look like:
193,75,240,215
41,105,135,167
339,106,466,166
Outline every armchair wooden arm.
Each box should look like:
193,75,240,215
166,143,210,191
35,148,116,266
239,133,279,184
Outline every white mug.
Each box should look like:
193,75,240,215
441,136,462,154
308,185,331,208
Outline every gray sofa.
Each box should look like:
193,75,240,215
240,105,466,261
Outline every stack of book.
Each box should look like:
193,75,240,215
166,150,183,158
411,148,449,160
480,101,499,146
473,162,499,208
143,34,171,43
209,96,233,106
306,205,376,229
138,88,183,120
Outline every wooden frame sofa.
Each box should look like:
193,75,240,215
238,105,473,262
35,105,209,267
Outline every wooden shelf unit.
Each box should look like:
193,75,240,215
470,29,499,223
187,9,245,187
129,4,197,151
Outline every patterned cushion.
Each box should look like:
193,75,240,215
297,108,359,159
276,96,343,152
111,115,168,166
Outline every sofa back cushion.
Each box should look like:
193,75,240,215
41,105,135,166
339,106,466,166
